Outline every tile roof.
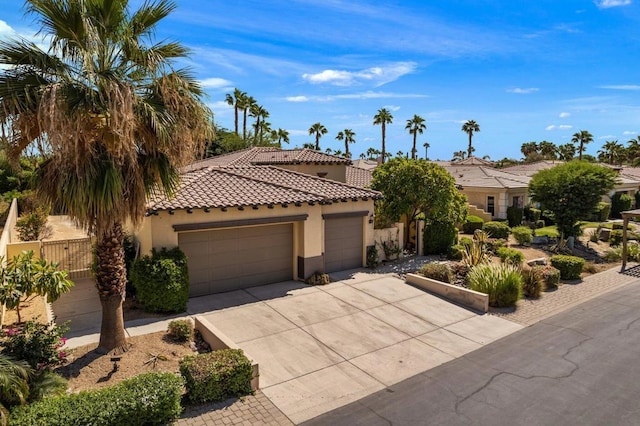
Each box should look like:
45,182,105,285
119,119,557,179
346,166,373,188
441,165,531,189
452,156,496,166
501,160,565,176
186,147,351,171
351,159,379,170
148,166,381,211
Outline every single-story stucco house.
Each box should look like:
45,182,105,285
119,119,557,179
135,148,381,297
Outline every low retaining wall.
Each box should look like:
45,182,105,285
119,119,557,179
194,315,260,391
406,273,489,312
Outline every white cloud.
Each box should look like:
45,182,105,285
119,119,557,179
595,0,632,8
199,77,233,90
623,131,637,135
559,112,571,118
288,129,309,136
0,20,16,37
507,87,539,94
598,135,616,139
285,96,309,102
284,91,427,102
384,105,401,112
599,84,640,90
208,101,233,114
546,124,573,130
302,62,417,87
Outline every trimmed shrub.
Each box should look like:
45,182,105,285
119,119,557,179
593,202,611,222
528,207,541,222
424,221,458,255
534,265,561,288
167,319,193,342
447,244,464,260
462,215,484,234
550,255,585,280
10,372,183,426
459,236,473,247
506,206,523,227
419,263,453,283
131,247,189,313
521,266,544,299
15,207,49,241
487,238,506,254
609,229,623,247
511,226,533,246
467,264,523,307
1,320,69,370
611,193,633,218
497,247,525,266
541,210,555,225
180,349,253,405
483,221,510,239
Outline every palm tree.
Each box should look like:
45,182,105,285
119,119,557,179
308,122,327,150
271,128,289,147
256,121,271,146
224,88,245,136
461,120,480,158
242,95,256,142
571,130,593,161
0,0,213,352
373,108,393,164
452,150,467,161
538,141,557,159
520,141,539,158
423,142,430,160
627,136,640,164
250,104,269,145
336,129,356,157
557,143,576,161
405,115,427,160
598,140,625,165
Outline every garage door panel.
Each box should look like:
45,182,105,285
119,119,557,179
180,223,294,296
324,217,364,273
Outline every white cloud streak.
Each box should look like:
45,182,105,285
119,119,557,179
594,0,632,9
284,91,428,102
599,84,640,90
546,124,573,130
200,77,234,90
559,112,571,118
507,87,539,94
302,62,417,87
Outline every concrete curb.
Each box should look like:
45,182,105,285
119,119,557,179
406,273,489,312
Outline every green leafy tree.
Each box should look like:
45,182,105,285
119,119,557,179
571,130,593,161
0,0,213,352
405,115,426,160
335,129,356,157
373,108,393,164
529,162,616,237
308,122,328,150
371,158,467,249
462,120,480,158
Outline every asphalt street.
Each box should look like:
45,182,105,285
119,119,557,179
303,279,640,426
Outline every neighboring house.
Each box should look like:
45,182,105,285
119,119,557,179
136,161,381,297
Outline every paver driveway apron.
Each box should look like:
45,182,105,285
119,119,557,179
195,274,523,424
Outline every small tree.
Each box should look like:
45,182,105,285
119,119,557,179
0,251,74,323
529,162,616,238
372,158,466,250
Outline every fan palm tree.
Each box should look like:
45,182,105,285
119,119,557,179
0,0,213,352
0,355,31,425
557,143,576,161
423,142,430,160
405,115,426,160
271,128,289,147
452,150,467,161
250,104,269,145
224,88,245,136
538,141,557,159
598,140,625,165
308,122,328,150
461,120,480,158
373,108,393,164
627,136,640,164
571,130,593,161
335,129,356,157
520,141,539,158
241,95,256,142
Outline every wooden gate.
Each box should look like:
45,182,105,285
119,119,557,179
41,237,93,279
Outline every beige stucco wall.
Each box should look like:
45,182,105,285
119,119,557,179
462,188,529,220
276,164,347,183
6,241,41,259
136,199,375,275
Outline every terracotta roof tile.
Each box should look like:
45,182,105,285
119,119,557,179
346,166,373,188
148,165,380,211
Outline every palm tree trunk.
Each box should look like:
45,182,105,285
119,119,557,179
381,124,386,164
315,135,320,150
96,222,128,354
412,133,417,160
234,106,239,136
243,109,248,142
579,142,583,160
468,134,473,158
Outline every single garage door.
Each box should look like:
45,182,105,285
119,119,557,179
324,216,364,273
179,224,293,296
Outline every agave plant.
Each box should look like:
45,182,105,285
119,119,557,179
462,230,491,267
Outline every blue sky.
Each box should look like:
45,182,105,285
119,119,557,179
2,0,640,160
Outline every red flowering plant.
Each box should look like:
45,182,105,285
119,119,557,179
1,319,70,370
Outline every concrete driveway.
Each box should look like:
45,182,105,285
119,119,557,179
189,273,523,424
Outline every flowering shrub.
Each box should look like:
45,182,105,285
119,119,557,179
1,320,70,370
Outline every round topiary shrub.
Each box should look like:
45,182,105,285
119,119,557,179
483,221,510,239
467,263,523,308
462,216,484,234
550,255,585,280
167,319,194,342
535,265,561,288
419,262,453,283
131,247,189,313
496,247,525,266
511,226,533,246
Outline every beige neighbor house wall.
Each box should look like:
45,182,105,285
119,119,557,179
275,164,347,183
462,188,529,220
135,199,375,280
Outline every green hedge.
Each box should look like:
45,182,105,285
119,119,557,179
506,206,523,227
424,221,458,255
483,221,510,239
550,255,585,280
535,265,561,288
511,226,533,245
611,193,633,218
180,349,253,405
131,247,189,313
593,202,611,222
10,372,183,426
497,247,525,265
524,206,541,222
462,216,484,234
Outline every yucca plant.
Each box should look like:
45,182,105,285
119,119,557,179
462,230,491,267
467,263,523,307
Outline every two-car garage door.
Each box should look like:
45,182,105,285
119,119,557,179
179,224,293,297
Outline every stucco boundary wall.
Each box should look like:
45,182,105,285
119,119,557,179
405,273,489,313
194,315,260,391
0,199,19,325
373,223,404,261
